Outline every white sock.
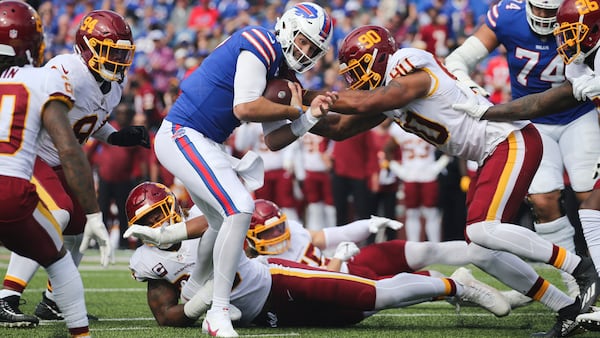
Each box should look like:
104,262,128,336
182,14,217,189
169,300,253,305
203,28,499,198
404,208,421,242
324,205,336,229
3,252,40,294
421,207,441,242
45,251,88,329
211,213,250,309
579,208,600,275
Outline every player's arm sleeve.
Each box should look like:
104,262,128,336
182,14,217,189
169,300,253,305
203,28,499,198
444,36,490,80
233,50,268,106
91,121,117,143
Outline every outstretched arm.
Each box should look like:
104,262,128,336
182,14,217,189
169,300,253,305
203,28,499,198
483,82,580,121
305,70,431,116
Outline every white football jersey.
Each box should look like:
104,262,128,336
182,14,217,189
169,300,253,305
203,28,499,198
129,238,199,289
275,220,326,267
0,65,74,180
388,123,439,182
382,48,528,165
37,54,122,167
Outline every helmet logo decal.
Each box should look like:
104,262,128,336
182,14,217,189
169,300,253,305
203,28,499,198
9,29,17,39
576,0,599,15
81,16,99,34
294,3,320,18
358,29,382,49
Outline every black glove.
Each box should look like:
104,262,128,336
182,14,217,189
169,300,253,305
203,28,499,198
108,126,150,148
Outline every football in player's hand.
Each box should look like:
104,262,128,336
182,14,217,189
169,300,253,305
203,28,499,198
263,78,292,105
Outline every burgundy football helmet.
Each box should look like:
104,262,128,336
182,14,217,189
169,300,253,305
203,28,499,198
554,0,600,64
126,182,182,228
338,25,396,90
0,1,44,67
74,10,135,82
246,199,291,255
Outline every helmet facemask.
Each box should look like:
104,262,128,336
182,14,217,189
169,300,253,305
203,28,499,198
126,182,182,249
246,213,291,255
339,48,383,90
526,0,561,36
78,35,135,82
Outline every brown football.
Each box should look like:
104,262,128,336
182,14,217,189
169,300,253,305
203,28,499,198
263,78,292,105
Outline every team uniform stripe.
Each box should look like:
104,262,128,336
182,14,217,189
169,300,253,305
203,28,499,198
251,29,276,63
171,125,238,215
442,278,457,296
530,278,550,301
320,14,332,40
31,176,60,211
36,201,62,239
485,132,520,221
487,5,498,28
421,68,439,96
269,265,376,286
551,246,567,270
4,275,27,289
242,31,272,66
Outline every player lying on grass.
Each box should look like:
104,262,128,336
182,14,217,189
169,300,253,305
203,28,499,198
123,182,511,331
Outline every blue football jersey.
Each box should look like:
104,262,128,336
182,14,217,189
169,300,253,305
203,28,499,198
486,0,593,124
166,26,285,143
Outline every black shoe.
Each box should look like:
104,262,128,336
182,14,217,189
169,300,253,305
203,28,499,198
0,295,39,328
573,257,600,313
34,292,63,321
531,298,586,337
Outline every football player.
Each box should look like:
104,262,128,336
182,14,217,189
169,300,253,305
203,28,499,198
124,182,511,330
0,9,148,325
152,3,337,336
0,2,105,336
452,0,600,331
265,24,596,337
445,0,600,297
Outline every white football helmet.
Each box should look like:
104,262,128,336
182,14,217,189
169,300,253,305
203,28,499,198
525,0,562,36
275,2,333,73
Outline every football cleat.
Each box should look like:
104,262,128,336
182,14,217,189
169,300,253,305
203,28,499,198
202,307,239,337
501,290,533,310
0,295,39,327
572,257,600,313
576,307,600,332
451,267,511,317
34,292,63,321
531,298,586,337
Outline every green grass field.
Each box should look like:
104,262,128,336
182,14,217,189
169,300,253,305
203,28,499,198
0,247,593,338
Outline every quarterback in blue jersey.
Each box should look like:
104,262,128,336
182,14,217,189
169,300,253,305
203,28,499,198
445,0,600,297
152,2,336,337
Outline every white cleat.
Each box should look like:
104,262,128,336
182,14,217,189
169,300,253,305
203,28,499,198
577,307,600,332
451,267,511,317
202,307,239,337
500,290,533,310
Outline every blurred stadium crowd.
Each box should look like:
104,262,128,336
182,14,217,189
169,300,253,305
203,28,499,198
29,0,509,249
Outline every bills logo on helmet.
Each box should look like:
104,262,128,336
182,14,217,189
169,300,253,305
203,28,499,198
293,3,332,42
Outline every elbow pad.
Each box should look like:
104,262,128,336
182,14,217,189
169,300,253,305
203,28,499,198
445,36,490,79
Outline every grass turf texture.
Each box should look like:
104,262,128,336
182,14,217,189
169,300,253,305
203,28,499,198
0,247,585,337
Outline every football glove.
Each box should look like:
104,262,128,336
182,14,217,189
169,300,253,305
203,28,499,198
108,125,151,148
452,83,490,120
123,222,188,248
571,73,600,101
368,215,404,233
79,212,111,268
333,241,360,262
